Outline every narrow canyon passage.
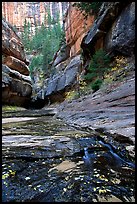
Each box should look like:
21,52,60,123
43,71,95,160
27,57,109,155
2,2,135,202
2,109,135,202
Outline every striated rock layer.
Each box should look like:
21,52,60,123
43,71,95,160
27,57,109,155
2,18,32,107
56,70,135,158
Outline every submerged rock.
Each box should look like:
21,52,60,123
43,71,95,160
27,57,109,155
1,2,135,201
2,113,135,202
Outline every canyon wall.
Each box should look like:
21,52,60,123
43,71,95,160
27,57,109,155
2,18,32,107
2,2,69,34
2,2,45,32
81,2,135,65
64,3,94,57
34,2,135,107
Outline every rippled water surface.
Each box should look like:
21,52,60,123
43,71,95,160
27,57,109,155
2,112,135,202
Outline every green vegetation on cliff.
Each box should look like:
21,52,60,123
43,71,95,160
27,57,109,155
72,2,103,17
21,11,65,76
84,49,111,92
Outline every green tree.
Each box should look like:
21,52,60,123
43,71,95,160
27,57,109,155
84,49,111,82
22,10,64,76
29,55,43,74
21,19,31,51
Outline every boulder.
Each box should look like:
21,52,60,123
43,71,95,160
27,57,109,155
47,55,81,96
57,74,66,91
35,55,82,103
45,76,60,96
55,58,72,72
64,56,81,87
55,61,79,93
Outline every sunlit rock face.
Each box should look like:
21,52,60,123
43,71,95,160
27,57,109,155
2,2,46,32
2,2,69,35
64,3,95,57
2,19,32,107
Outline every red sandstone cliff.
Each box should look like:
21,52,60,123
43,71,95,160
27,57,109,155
2,2,69,33
64,3,94,57
2,2,46,32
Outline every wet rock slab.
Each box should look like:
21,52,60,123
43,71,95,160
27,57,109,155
2,113,135,202
2,108,57,118
56,77,135,158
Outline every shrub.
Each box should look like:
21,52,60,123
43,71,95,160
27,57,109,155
91,78,103,92
65,90,79,101
2,105,18,111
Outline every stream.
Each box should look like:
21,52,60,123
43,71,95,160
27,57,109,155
2,109,135,202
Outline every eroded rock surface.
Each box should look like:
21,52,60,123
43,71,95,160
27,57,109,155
2,18,32,107
3,56,29,75
51,43,71,67
64,3,94,57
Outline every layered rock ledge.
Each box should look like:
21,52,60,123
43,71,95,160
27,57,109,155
55,73,135,158
2,18,32,107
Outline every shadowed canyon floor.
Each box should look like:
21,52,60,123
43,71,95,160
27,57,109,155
2,110,135,202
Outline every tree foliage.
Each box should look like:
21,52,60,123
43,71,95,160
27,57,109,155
21,19,31,50
29,55,43,74
21,10,65,76
84,49,111,82
72,2,103,17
